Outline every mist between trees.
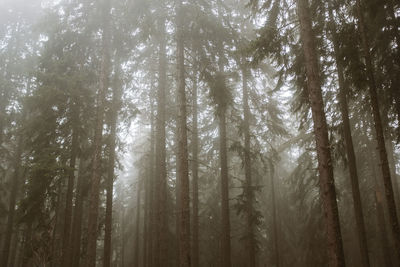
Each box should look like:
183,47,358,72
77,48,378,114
1,0,400,266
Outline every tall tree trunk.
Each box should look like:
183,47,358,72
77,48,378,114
134,183,142,267
21,221,32,267
143,175,149,267
191,62,199,267
144,79,155,267
70,152,87,267
102,98,116,267
1,133,23,267
386,139,400,215
85,0,111,265
328,7,371,267
367,140,393,267
216,5,231,263
219,109,231,267
49,180,64,267
155,10,168,267
241,67,256,267
9,230,19,267
103,54,123,267
176,0,191,266
120,199,126,267
268,160,280,267
296,0,345,266
355,0,400,260
61,100,79,267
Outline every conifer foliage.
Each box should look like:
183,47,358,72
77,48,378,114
1,0,400,266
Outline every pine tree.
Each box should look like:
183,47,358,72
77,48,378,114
155,5,169,266
86,0,111,265
176,0,191,266
241,66,256,267
355,0,400,261
327,5,370,266
296,0,345,266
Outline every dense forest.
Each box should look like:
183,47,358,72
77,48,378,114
1,0,400,266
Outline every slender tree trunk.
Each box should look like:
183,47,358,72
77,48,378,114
268,160,280,267
328,8,371,266
134,183,142,267
155,10,168,267
21,221,32,267
386,139,400,215
1,134,23,266
144,79,155,267
296,0,345,266
50,178,65,267
375,191,394,267
9,230,19,267
219,109,231,267
143,175,149,267
367,142,393,267
61,100,79,267
70,153,87,267
356,0,400,260
215,6,231,263
103,100,116,267
191,62,200,267
241,67,256,267
85,0,111,266
103,55,122,267
176,0,191,266
120,200,125,267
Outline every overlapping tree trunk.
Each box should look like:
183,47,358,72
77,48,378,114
296,0,345,266
356,0,400,261
85,0,111,265
176,0,191,265
328,7,370,266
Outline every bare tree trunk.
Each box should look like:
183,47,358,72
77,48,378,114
296,0,345,266
144,79,155,267
328,7,370,266
21,221,32,267
268,160,280,267
355,0,400,260
49,178,65,267
143,175,149,267
241,67,256,267
85,0,111,265
70,153,87,267
155,9,168,267
134,183,142,267
191,61,199,267
367,142,393,267
386,139,400,215
103,98,116,267
9,230,19,267
103,54,123,267
215,6,231,263
176,0,191,266
120,201,125,267
133,181,142,267
61,100,79,267
219,109,231,267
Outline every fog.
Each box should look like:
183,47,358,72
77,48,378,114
1,0,400,267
